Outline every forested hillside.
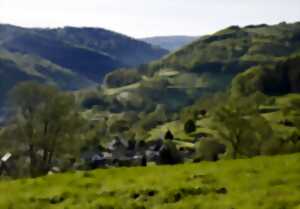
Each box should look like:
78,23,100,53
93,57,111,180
0,24,168,109
102,22,300,114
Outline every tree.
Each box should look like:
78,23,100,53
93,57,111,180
211,97,273,159
184,119,196,134
158,141,182,165
165,130,174,140
194,138,226,161
282,97,300,129
104,69,142,88
138,104,168,131
6,82,83,177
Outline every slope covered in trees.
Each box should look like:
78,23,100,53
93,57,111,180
0,24,168,81
152,22,300,73
0,49,93,108
0,24,168,110
103,22,300,114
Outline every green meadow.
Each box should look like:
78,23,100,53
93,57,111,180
1,153,300,209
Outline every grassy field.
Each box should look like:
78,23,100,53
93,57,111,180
1,153,300,209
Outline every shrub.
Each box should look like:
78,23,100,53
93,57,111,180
81,95,106,109
104,69,142,88
158,141,182,164
195,139,226,161
184,119,196,134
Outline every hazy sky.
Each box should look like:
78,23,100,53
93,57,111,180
1,0,300,38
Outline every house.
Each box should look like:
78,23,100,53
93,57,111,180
147,139,164,152
107,137,129,159
145,150,160,163
0,152,16,176
81,148,107,169
179,147,196,160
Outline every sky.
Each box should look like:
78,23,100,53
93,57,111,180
0,0,300,38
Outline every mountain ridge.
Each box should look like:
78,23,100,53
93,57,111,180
0,24,169,110
141,35,199,51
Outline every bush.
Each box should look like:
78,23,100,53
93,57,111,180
104,69,142,88
158,141,182,164
164,130,174,140
195,139,226,161
184,119,196,134
81,95,107,109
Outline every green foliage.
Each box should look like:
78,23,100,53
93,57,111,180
137,105,168,131
195,138,225,161
180,92,228,122
231,56,300,97
158,141,182,164
211,96,274,158
0,49,94,109
164,130,174,140
154,22,300,73
184,119,196,134
80,92,107,110
109,120,130,135
0,24,168,110
3,81,84,177
104,69,142,88
282,96,300,129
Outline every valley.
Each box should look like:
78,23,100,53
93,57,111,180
1,20,300,209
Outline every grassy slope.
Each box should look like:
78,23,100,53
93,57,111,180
146,94,300,150
1,154,300,209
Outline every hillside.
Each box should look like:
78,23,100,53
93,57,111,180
0,24,168,81
154,22,300,72
0,49,94,108
0,24,168,110
1,153,300,209
101,22,300,114
141,36,199,51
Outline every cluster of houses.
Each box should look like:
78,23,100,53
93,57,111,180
80,132,196,170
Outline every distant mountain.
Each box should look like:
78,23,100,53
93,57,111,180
141,36,199,51
0,24,168,111
0,24,168,82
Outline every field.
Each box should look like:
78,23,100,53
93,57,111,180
1,153,300,209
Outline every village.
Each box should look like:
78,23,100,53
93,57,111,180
78,130,197,170
0,129,219,177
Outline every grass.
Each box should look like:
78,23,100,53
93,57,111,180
103,82,141,96
147,117,215,144
157,68,180,77
1,154,300,209
261,94,300,139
